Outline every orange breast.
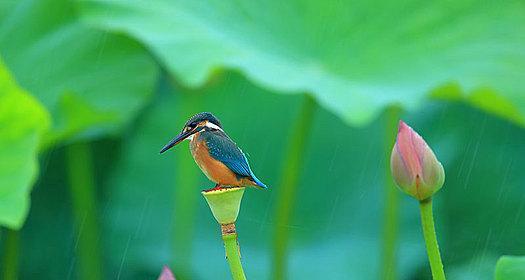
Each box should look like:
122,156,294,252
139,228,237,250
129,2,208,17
190,135,245,186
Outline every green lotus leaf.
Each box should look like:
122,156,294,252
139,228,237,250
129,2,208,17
0,59,50,229
0,0,158,145
79,0,525,126
495,256,525,280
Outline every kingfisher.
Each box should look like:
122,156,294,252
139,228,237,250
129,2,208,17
160,112,267,191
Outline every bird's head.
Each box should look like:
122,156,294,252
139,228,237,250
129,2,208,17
160,112,223,154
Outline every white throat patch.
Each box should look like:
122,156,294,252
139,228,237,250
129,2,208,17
205,121,223,131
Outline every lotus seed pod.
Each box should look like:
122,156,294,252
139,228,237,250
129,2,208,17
202,187,245,224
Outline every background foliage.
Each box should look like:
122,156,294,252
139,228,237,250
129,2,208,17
0,0,524,279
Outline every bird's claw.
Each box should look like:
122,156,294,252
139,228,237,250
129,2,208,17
203,184,224,192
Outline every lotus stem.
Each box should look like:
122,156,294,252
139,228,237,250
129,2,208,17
221,224,246,280
172,94,200,277
419,198,446,280
381,106,402,280
272,95,316,279
1,229,19,280
66,142,103,280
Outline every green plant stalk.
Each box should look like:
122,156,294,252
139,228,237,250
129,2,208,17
222,229,246,280
381,106,402,280
272,95,316,280
419,198,446,280
202,188,246,279
66,142,103,280
1,229,19,280
172,95,199,277
172,150,198,271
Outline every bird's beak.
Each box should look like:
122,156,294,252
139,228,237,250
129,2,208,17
159,126,203,154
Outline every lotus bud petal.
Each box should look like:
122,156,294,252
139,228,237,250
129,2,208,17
157,266,176,280
390,121,445,201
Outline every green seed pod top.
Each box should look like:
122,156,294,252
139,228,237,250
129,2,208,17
202,187,246,224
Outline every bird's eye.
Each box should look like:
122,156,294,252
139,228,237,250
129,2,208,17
186,122,199,131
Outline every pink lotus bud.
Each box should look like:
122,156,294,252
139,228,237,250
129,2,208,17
390,121,445,201
157,266,176,280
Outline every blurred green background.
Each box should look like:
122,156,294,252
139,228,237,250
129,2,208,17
1,0,525,279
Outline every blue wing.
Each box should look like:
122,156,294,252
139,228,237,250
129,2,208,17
202,130,266,188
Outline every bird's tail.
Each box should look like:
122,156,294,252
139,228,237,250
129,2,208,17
250,174,267,189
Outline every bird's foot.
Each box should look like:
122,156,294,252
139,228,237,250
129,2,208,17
203,184,224,192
